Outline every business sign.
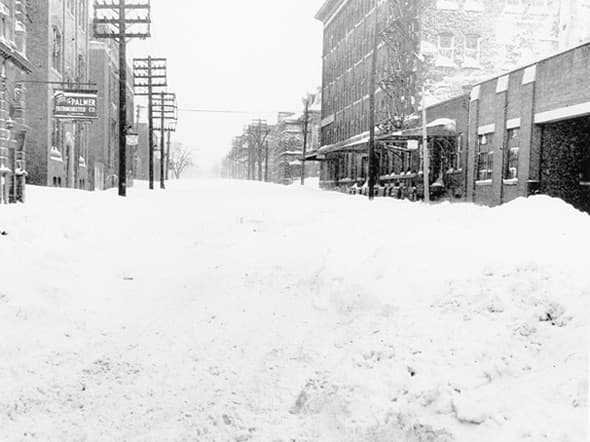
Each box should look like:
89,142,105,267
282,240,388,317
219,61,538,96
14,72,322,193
126,134,139,146
54,90,98,120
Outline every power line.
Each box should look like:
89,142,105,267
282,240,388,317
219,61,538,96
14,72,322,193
177,108,299,115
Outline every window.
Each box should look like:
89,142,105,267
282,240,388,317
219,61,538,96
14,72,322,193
438,33,455,59
465,35,481,61
477,133,494,181
454,134,463,171
52,27,62,72
51,119,63,156
504,128,519,180
77,54,85,82
78,0,86,27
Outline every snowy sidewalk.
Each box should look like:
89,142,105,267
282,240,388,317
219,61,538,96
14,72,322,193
0,180,587,441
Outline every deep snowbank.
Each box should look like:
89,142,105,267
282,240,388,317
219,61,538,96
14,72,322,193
0,180,587,441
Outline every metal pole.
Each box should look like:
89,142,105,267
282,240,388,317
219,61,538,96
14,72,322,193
368,6,379,200
301,99,309,185
160,91,165,189
118,0,127,197
147,56,154,189
422,84,430,202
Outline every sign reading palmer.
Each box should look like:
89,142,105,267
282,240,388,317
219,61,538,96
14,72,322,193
54,90,98,120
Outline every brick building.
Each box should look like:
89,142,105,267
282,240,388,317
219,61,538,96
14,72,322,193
0,0,31,203
87,39,134,190
314,0,579,191
465,42,590,211
25,0,91,189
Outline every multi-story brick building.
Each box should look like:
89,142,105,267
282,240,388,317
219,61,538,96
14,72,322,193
274,99,322,184
26,0,91,189
314,0,581,192
0,0,31,203
87,39,134,190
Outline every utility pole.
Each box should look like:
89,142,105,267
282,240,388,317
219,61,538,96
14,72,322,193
133,57,167,189
94,0,151,197
422,84,430,202
160,91,165,189
367,5,379,200
300,96,310,185
152,92,177,186
166,130,171,180
264,139,269,182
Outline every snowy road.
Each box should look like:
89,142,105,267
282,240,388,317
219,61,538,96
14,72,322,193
0,180,588,441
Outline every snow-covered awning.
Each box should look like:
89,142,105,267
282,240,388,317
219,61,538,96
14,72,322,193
379,118,457,141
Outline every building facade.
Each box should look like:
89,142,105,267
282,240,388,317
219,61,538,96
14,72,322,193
465,42,590,211
26,0,91,189
314,0,582,194
0,0,31,203
88,39,134,190
274,102,322,184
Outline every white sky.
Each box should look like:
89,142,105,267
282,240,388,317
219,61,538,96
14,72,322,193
130,0,325,172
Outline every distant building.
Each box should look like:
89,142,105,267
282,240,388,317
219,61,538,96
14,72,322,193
0,0,31,203
26,0,91,189
87,39,134,190
314,0,575,190
273,99,322,184
134,121,165,182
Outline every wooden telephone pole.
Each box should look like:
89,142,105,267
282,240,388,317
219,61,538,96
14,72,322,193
300,95,314,186
93,0,151,197
368,5,380,200
133,57,167,189
152,92,177,188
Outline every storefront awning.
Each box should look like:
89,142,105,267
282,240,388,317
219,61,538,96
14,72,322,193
379,118,457,141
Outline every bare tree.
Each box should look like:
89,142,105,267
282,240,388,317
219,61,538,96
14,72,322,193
170,144,193,179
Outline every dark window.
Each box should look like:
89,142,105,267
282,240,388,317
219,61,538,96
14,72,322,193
504,128,520,179
477,133,494,181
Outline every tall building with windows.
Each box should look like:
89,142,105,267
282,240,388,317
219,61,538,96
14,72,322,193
25,0,91,189
315,0,566,192
0,0,31,203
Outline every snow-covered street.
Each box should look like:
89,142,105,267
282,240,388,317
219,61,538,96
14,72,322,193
0,180,588,441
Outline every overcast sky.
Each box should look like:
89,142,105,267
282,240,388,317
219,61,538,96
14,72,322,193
130,0,325,172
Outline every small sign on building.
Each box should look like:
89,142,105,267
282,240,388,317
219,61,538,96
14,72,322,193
126,133,139,146
54,90,98,120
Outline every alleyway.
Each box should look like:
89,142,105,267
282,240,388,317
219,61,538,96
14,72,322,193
0,180,587,441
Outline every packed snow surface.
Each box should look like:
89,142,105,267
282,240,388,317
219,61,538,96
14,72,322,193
0,180,588,441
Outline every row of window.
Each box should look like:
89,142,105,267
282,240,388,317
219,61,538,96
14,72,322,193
321,139,464,182
323,0,376,53
476,128,520,182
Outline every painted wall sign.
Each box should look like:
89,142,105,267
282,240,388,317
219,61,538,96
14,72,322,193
54,90,98,120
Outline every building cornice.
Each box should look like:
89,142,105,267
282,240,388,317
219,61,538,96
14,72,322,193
314,0,347,24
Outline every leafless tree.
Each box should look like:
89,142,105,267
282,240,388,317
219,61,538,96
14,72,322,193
170,144,193,179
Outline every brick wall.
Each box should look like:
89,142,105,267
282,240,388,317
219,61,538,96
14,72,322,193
535,44,590,113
